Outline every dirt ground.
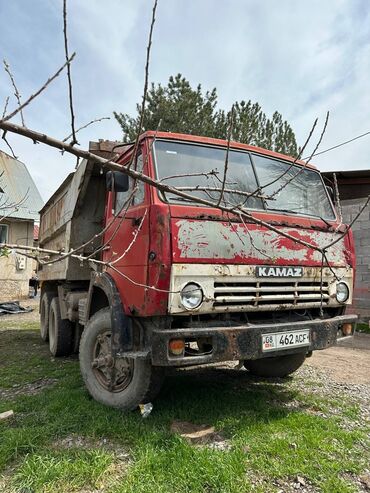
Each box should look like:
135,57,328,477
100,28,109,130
306,343,370,385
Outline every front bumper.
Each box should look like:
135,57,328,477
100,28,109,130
151,314,357,366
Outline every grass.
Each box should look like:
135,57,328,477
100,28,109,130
0,317,369,493
356,322,370,334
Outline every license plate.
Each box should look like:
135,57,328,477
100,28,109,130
262,330,310,352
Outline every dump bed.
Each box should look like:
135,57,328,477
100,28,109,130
38,159,106,281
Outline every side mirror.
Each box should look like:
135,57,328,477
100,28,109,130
326,185,334,201
106,171,129,193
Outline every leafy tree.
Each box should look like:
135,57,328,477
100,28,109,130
114,74,298,156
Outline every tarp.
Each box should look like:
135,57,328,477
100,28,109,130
0,301,33,316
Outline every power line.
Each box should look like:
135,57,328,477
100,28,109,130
304,129,370,159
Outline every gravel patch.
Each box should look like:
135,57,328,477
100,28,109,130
53,435,131,462
0,377,57,401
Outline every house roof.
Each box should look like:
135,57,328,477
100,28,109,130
0,150,44,220
322,169,370,184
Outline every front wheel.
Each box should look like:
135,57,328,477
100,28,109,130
79,308,164,410
244,352,306,378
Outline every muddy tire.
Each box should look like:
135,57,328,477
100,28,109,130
79,308,164,410
72,323,84,354
40,291,54,342
244,352,306,378
49,297,73,357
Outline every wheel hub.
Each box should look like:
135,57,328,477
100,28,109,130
92,331,133,392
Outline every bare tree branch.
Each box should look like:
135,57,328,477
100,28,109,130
63,0,77,145
63,116,110,142
267,112,329,200
246,118,319,201
2,96,9,119
1,54,76,124
0,118,329,253
1,131,17,158
3,59,25,126
333,172,343,229
217,104,235,206
127,0,158,169
175,186,268,200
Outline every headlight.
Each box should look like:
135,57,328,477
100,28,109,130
180,283,203,310
336,282,349,303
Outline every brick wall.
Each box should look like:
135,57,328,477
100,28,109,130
341,198,370,320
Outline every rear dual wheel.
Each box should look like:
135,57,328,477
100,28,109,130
40,292,80,356
48,298,73,357
40,291,54,342
79,308,164,410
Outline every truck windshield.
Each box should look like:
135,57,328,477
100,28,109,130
154,140,335,220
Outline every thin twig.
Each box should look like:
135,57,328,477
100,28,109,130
333,172,343,229
63,0,77,145
268,112,329,199
1,54,76,124
175,186,268,200
247,118,319,201
217,104,234,206
110,209,148,265
63,116,110,142
3,59,25,126
96,121,162,262
2,96,9,119
324,194,370,250
319,251,325,317
1,131,17,158
127,0,158,170
159,170,220,183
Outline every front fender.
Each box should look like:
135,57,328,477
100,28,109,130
85,271,133,353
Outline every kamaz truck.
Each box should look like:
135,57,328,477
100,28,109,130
38,132,357,410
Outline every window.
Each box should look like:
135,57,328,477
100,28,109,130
252,154,335,220
0,224,8,243
154,141,262,209
154,140,335,220
115,154,145,213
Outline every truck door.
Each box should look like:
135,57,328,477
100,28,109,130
103,148,150,314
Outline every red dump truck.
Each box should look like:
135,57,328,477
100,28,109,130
38,132,357,410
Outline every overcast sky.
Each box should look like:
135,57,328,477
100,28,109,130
0,0,369,202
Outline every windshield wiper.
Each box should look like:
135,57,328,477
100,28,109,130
268,207,333,226
268,207,299,215
318,216,333,228
167,196,194,203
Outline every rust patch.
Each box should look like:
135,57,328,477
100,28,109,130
174,219,347,265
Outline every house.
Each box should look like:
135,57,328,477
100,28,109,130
0,150,44,301
322,170,370,321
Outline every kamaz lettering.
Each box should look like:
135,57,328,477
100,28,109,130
256,266,304,277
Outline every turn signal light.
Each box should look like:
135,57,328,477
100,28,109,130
169,339,185,356
341,323,353,336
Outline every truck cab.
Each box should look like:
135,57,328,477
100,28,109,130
38,132,357,410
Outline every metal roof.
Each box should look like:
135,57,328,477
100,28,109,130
322,169,370,181
0,150,44,220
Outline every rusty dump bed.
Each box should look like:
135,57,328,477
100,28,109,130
38,159,106,281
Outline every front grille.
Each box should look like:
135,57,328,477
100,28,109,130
213,279,329,311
